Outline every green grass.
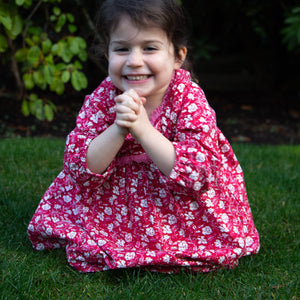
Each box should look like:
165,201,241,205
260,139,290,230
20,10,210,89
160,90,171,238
0,137,299,299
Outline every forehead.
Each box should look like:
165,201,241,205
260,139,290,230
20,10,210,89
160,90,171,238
110,15,169,43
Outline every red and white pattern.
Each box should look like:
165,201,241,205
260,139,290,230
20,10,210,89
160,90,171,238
27,69,259,273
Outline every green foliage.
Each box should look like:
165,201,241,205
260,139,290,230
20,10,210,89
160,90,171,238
1,0,300,124
281,6,300,53
0,0,88,122
0,2,23,43
194,38,217,61
187,0,300,64
21,93,57,121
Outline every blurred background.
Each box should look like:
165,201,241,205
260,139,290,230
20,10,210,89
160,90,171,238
0,0,299,143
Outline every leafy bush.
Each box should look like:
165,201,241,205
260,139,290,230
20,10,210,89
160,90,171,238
1,0,300,123
281,6,300,53
0,0,88,121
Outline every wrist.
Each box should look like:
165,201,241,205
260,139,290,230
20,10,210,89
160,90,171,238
114,122,129,138
131,121,152,143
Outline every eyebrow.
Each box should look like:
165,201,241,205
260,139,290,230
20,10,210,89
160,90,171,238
110,40,164,45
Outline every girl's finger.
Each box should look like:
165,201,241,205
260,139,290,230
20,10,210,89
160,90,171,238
115,93,132,104
116,97,140,114
117,89,145,106
140,96,147,105
124,89,140,102
115,115,135,128
114,104,135,114
116,113,137,122
127,90,146,106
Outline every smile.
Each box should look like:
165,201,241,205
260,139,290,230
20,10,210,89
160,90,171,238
125,75,150,81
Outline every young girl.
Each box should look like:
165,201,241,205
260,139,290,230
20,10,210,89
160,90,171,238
27,0,259,273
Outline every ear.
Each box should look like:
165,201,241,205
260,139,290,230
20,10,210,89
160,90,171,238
105,46,110,60
175,47,187,69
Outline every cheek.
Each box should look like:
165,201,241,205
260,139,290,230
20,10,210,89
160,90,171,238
108,56,123,74
153,53,177,70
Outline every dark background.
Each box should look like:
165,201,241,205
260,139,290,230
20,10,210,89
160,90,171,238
1,0,299,143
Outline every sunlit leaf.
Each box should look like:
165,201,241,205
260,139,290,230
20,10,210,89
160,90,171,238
55,14,66,33
44,54,54,65
68,24,77,33
79,72,88,89
77,37,87,49
61,70,70,83
71,70,87,91
24,0,33,7
33,70,46,89
23,73,34,90
78,50,88,61
61,44,72,63
74,60,82,69
16,0,25,5
27,45,41,67
0,12,12,31
7,15,23,40
21,99,30,116
55,63,66,71
29,93,38,101
31,98,44,120
53,7,61,16
50,15,56,22
43,64,55,85
69,36,80,54
32,34,40,44
67,13,75,23
50,77,64,95
44,103,54,121
51,43,59,55
71,70,82,91
42,38,52,54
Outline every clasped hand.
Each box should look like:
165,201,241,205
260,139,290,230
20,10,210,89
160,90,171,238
114,89,150,140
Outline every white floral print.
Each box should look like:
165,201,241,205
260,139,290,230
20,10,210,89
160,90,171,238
27,69,259,273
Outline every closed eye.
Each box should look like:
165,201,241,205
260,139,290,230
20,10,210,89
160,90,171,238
114,47,129,52
144,46,158,52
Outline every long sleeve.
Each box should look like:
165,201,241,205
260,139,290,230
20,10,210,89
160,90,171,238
162,81,233,194
63,78,118,189
155,77,259,259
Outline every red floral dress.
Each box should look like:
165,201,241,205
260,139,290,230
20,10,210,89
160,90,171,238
27,69,259,273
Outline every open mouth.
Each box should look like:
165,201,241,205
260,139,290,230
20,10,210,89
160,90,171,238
125,75,150,81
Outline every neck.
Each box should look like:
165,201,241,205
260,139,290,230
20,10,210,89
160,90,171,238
144,94,164,118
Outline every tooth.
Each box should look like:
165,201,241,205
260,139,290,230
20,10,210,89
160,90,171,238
127,76,147,80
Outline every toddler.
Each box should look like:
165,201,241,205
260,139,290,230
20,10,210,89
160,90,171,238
28,0,259,273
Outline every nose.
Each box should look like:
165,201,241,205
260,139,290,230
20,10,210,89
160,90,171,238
126,48,143,67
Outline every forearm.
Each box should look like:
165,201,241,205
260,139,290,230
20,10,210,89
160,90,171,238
114,90,175,176
137,126,176,177
86,123,127,174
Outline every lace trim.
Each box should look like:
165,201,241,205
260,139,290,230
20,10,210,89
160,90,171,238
149,71,178,125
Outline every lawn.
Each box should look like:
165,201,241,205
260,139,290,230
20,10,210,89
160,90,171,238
0,137,299,299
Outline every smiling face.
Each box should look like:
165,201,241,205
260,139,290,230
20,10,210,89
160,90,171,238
108,16,186,106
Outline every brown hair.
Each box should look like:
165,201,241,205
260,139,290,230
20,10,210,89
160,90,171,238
95,0,192,71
